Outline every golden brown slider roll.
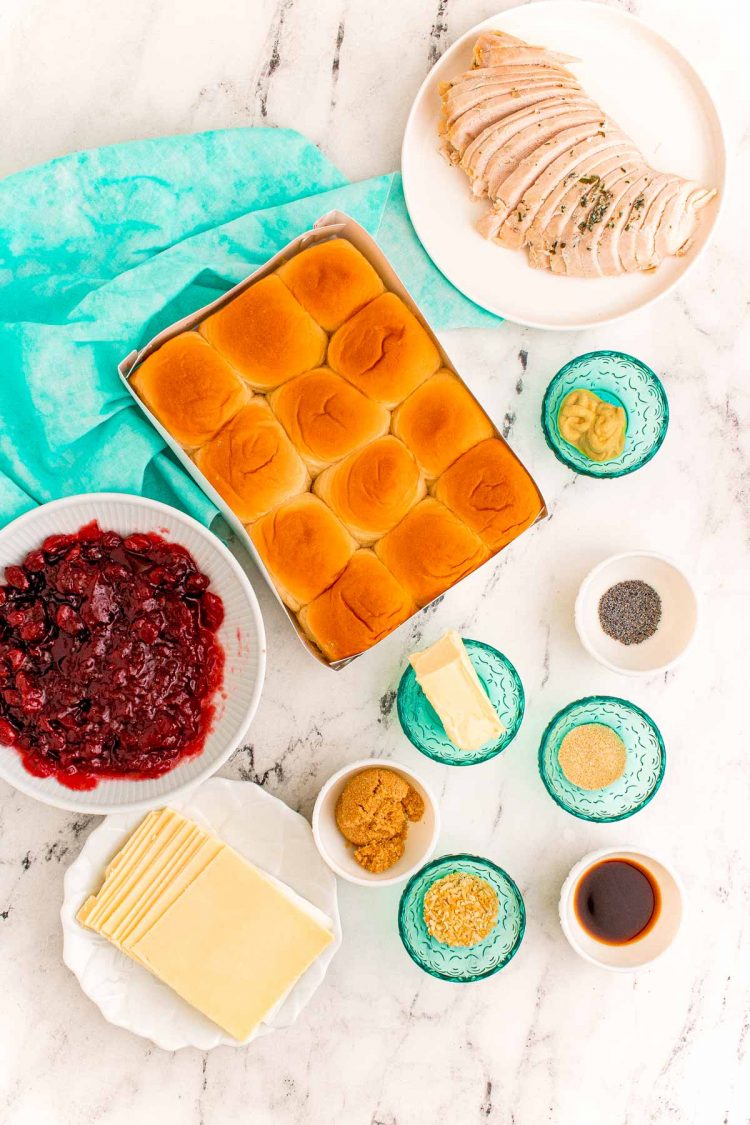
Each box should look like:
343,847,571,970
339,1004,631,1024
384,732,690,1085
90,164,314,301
276,239,384,331
299,551,415,662
131,333,249,448
375,498,489,607
194,400,309,524
392,370,495,478
314,436,425,544
268,368,390,474
199,275,327,391
435,438,544,551
328,293,440,407
251,495,356,612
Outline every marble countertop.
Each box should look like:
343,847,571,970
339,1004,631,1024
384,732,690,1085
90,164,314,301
1,1,748,1123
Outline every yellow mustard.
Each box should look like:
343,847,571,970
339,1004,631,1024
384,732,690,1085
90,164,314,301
558,388,626,463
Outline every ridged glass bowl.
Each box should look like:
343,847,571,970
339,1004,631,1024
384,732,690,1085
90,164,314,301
538,695,666,822
541,351,669,478
396,639,524,766
398,854,526,981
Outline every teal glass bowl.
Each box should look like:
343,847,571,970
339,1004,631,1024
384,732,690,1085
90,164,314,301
538,695,666,822
398,854,526,981
541,350,668,478
396,639,524,765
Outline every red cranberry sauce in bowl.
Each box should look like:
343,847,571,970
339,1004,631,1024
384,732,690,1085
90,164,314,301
0,521,225,790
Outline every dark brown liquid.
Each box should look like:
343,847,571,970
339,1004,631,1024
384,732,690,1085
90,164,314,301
574,859,660,945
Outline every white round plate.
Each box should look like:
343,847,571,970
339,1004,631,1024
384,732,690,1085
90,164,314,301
401,1,725,329
0,493,266,813
61,777,341,1050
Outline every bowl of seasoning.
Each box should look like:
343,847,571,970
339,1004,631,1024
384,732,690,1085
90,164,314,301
538,696,665,823
312,758,440,887
575,551,699,675
398,854,525,981
541,351,668,478
559,846,684,970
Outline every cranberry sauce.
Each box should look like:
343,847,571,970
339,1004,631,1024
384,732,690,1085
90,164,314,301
0,521,225,789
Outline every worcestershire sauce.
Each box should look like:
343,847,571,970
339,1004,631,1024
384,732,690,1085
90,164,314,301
574,858,660,944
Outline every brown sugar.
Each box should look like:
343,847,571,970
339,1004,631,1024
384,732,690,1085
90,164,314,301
354,833,406,874
335,767,423,873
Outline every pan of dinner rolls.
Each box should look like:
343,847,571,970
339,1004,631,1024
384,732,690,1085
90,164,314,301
120,212,547,666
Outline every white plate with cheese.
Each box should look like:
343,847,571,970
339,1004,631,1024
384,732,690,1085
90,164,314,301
61,778,341,1050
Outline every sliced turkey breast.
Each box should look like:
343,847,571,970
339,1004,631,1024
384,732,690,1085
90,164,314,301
476,121,618,241
528,156,644,272
557,161,649,276
593,170,656,275
483,106,611,200
462,96,599,188
502,145,640,251
530,156,638,272
443,78,577,128
439,30,717,276
443,76,582,137
633,178,691,269
448,85,587,157
654,185,717,260
473,31,577,72
617,173,679,273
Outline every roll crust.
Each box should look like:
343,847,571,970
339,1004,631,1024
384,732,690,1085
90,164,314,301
194,400,309,524
199,274,327,391
375,498,489,607
314,436,425,544
328,293,440,407
251,494,356,611
392,369,495,478
276,239,384,331
131,333,249,448
268,368,390,474
299,551,415,662
435,438,544,551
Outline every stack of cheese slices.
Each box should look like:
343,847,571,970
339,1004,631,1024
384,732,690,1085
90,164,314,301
78,808,333,1042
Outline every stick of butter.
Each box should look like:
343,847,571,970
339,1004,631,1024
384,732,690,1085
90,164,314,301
410,631,504,751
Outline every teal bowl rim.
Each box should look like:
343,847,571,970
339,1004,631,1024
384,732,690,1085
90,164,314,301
396,639,525,766
540,349,669,479
538,694,667,823
397,852,527,982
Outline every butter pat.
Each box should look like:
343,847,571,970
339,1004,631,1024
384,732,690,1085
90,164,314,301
410,631,504,751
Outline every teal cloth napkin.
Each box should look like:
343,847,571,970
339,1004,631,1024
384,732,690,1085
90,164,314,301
0,127,500,529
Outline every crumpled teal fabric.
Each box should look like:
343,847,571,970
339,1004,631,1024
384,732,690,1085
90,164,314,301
0,127,500,529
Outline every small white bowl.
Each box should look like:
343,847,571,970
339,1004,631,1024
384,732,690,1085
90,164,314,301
312,758,440,887
559,846,684,971
0,493,266,814
575,551,699,676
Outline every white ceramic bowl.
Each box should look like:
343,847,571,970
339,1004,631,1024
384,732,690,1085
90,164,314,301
312,758,440,887
575,551,699,676
559,846,684,970
0,493,266,813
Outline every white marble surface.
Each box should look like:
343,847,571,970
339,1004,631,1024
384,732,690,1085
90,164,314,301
1,1,748,1123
